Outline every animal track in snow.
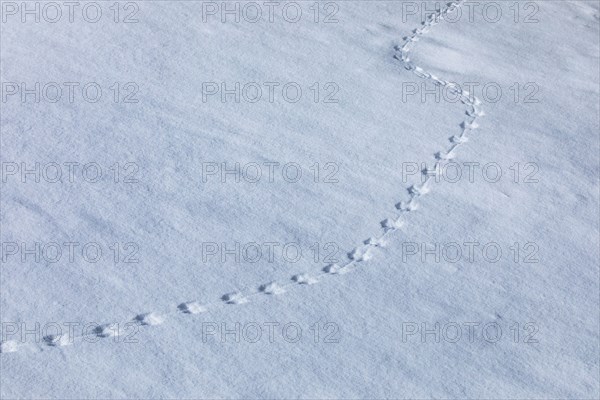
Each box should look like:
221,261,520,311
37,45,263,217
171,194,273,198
291,274,318,285
44,334,73,347
323,263,350,275
435,150,456,160
348,246,374,262
364,237,387,247
396,199,419,212
0,340,19,353
451,135,468,144
259,282,286,295
178,302,207,314
408,183,431,196
381,218,404,230
94,323,121,338
222,292,248,305
135,312,164,326
2,0,484,355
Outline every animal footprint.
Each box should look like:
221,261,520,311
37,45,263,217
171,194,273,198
461,121,480,130
381,218,404,230
259,282,285,295
364,237,387,247
360,248,374,261
396,200,419,212
44,334,72,347
178,301,206,314
291,274,318,285
292,274,319,285
409,183,430,196
323,263,349,274
0,340,19,353
135,312,164,326
435,150,456,160
222,292,248,305
94,323,120,338
364,237,378,245
450,135,468,144
347,247,368,260
466,109,485,117
348,246,374,261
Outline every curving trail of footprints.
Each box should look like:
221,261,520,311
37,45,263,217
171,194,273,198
1,0,484,354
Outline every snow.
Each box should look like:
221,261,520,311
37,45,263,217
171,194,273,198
1,0,599,398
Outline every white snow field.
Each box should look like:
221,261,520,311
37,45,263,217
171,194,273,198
0,0,599,398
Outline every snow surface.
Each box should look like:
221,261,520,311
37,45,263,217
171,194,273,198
1,0,599,398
